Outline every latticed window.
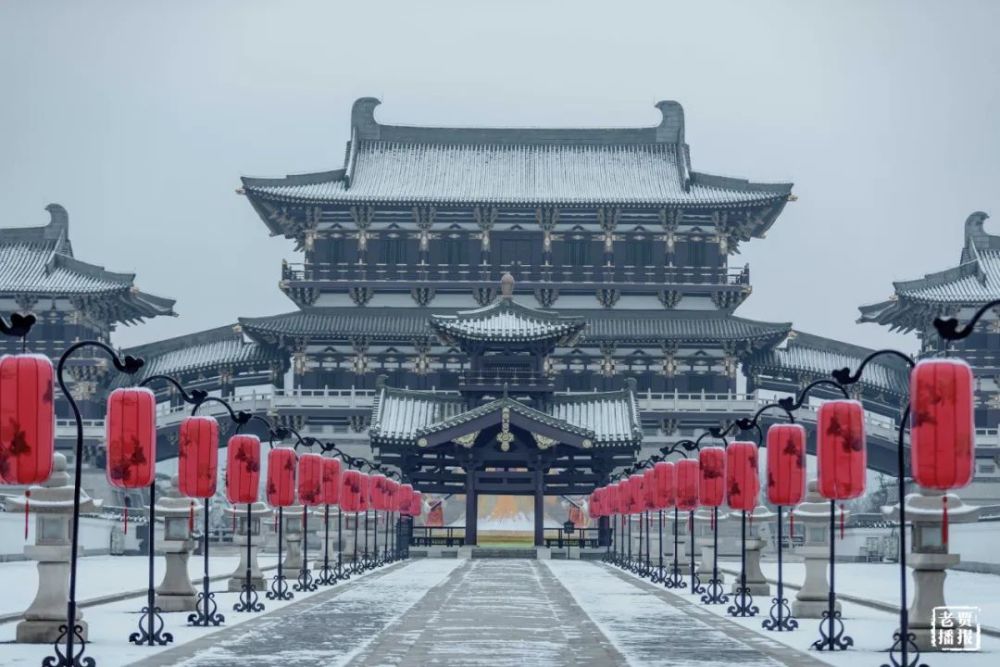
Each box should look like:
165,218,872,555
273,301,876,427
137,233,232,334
565,238,592,267
379,237,408,265
625,239,654,267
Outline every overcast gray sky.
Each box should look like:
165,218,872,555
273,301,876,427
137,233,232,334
2,0,998,352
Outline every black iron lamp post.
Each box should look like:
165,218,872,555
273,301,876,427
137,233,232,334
43,335,144,667
697,428,731,607
830,350,928,667
128,375,204,639
772,379,857,653
729,403,795,625
180,394,252,626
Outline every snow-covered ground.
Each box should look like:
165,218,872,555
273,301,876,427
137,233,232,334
0,557,412,667
724,561,1000,633
0,553,278,617
599,560,999,667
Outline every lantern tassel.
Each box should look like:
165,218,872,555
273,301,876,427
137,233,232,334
124,505,129,536
710,510,715,531
942,495,949,547
749,512,754,528
188,501,195,533
839,503,845,540
789,512,795,540
231,510,236,534
24,489,30,540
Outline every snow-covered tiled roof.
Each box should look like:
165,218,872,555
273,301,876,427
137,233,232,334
859,212,1000,332
370,386,641,447
244,142,792,207
747,330,910,396
241,308,790,346
241,97,792,212
124,325,284,383
430,298,585,345
0,204,175,322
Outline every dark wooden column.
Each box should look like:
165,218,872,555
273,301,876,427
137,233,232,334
465,462,477,546
533,459,544,547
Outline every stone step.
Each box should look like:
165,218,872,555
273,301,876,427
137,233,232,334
470,548,538,559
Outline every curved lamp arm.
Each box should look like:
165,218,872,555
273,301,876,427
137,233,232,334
190,395,253,428
738,402,797,433
138,374,208,407
933,298,1000,341
831,349,915,386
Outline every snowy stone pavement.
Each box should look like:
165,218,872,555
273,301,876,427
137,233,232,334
121,559,834,667
347,559,624,666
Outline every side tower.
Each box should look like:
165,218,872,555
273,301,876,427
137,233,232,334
860,211,1000,500
0,204,175,463
860,212,1000,428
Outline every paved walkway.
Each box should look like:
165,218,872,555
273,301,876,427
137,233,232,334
129,559,827,667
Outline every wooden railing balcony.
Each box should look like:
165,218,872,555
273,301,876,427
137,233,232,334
459,370,555,392
281,261,750,288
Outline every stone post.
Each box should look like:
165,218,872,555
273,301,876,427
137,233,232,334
153,476,197,612
884,489,980,652
11,453,97,643
793,479,848,617
283,504,305,570
227,502,271,592
730,506,773,595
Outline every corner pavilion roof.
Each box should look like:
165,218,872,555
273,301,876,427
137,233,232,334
429,292,586,346
0,204,176,324
241,98,793,235
370,385,642,448
859,212,1000,332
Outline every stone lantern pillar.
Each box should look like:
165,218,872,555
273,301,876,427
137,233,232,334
283,504,305,570
792,479,848,618
154,476,197,612
11,453,97,643
730,506,774,595
883,489,980,651
695,507,727,582
227,502,271,592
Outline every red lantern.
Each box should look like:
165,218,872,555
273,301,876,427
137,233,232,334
605,483,619,515
226,435,260,504
675,459,700,511
911,359,975,490
297,453,324,507
266,447,297,507
0,354,55,485
817,400,867,500
321,458,342,506
104,387,156,489
699,447,726,507
396,483,413,513
177,416,218,498
628,474,645,514
726,441,759,512
653,461,675,509
340,469,363,512
766,424,806,506
406,491,423,517
643,468,658,510
911,358,976,544
358,472,372,512
369,474,386,511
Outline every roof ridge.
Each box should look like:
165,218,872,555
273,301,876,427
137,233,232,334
350,97,687,146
